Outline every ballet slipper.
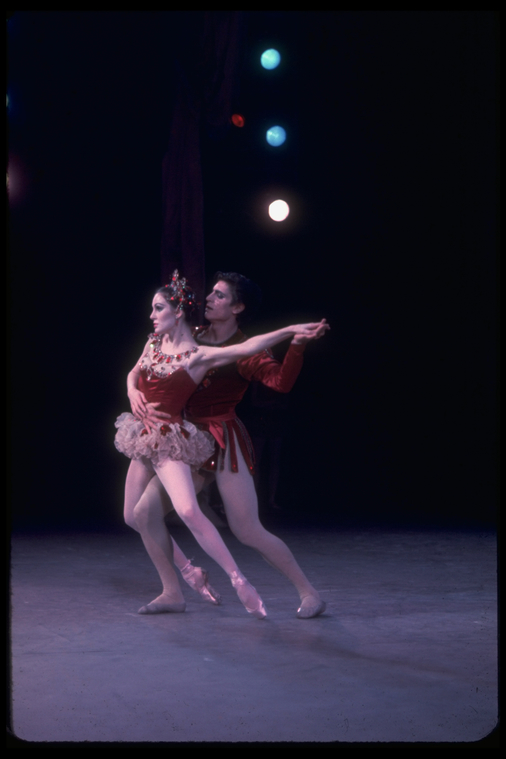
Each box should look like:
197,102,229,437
138,602,186,614
296,596,326,619
180,561,221,605
138,595,186,614
230,571,267,619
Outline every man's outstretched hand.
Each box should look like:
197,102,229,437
292,318,330,346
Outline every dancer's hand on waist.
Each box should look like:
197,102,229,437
128,387,150,419
141,402,173,433
128,390,171,433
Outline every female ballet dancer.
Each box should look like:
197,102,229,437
115,271,327,618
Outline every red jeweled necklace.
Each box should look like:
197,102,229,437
145,333,198,375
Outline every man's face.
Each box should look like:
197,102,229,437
204,280,244,322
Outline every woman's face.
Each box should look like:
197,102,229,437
150,293,178,334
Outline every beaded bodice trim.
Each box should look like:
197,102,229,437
139,333,199,380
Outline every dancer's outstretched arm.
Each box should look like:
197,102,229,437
192,320,329,376
237,319,330,391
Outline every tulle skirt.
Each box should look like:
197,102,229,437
114,412,214,470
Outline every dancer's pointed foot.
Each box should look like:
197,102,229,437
180,563,221,605
230,571,267,619
138,593,186,615
297,595,326,619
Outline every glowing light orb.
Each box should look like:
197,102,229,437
260,49,281,70
231,113,245,127
266,125,286,146
268,199,290,222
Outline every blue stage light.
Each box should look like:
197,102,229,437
260,49,281,70
266,126,286,147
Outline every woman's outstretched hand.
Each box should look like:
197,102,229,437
292,318,330,345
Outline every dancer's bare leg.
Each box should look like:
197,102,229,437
123,458,157,530
135,475,221,605
215,434,325,618
155,459,242,576
124,459,185,613
154,459,266,618
139,473,209,569
137,476,186,567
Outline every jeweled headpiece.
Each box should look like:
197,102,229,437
163,270,197,310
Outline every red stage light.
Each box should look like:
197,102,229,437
231,114,245,127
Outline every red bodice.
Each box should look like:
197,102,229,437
138,368,198,425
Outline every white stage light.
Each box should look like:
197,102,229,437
268,199,290,222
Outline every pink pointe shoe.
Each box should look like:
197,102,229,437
180,561,221,605
230,571,267,619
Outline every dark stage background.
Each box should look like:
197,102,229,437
8,11,498,531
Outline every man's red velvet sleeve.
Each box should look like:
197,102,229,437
236,343,305,392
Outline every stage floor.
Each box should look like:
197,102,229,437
8,523,497,744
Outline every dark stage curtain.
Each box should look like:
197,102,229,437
160,11,241,310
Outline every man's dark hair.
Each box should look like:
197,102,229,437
212,271,262,324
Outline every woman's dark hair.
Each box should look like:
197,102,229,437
213,271,262,324
156,281,198,323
